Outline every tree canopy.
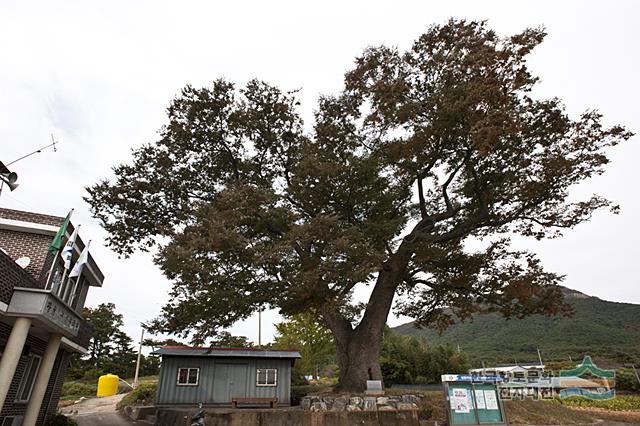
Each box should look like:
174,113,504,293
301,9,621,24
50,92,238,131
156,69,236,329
86,20,631,390
68,303,159,380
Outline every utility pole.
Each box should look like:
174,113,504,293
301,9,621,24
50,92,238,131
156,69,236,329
632,365,640,387
133,328,144,388
258,311,262,347
537,347,544,369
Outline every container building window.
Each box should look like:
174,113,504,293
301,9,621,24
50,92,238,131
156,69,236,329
176,368,199,386
256,368,277,386
15,354,42,402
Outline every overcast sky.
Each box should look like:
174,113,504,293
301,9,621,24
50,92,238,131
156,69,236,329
0,1,638,347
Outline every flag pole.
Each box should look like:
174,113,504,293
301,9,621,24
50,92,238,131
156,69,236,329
46,209,73,290
57,268,69,298
58,224,80,299
65,240,90,304
45,251,59,290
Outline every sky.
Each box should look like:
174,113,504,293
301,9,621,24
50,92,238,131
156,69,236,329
0,0,638,347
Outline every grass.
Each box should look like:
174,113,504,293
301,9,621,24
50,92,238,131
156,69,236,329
553,395,640,411
60,381,96,401
60,375,159,407
116,382,157,410
505,399,598,425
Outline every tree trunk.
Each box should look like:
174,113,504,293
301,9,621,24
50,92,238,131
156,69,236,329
333,324,384,392
323,255,409,392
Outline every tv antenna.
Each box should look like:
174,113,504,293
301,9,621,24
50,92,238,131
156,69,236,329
8,134,58,166
0,134,59,198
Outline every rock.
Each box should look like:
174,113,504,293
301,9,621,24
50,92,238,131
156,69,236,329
397,402,418,410
346,404,361,411
402,394,420,405
301,397,312,410
331,396,348,411
322,396,334,406
378,405,396,411
363,396,377,411
349,396,363,408
311,401,328,412
376,397,389,405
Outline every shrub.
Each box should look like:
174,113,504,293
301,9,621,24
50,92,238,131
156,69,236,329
61,382,96,400
44,414,78,426
116,382,157,410
616,369,640,393
81,368,103,382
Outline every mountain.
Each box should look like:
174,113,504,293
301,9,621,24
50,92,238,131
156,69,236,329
392,287,640,366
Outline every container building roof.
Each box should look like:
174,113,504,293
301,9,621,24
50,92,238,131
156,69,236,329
152,346,301,359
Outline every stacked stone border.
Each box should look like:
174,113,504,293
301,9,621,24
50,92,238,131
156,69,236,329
301,394,421,412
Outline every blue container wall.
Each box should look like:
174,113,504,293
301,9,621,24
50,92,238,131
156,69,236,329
155,356,293,406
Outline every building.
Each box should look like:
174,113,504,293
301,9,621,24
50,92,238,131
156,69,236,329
469,364,546,384
153,346,301,407
0,208,104,426
470,359,613,399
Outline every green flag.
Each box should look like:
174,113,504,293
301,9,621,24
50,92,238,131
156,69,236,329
48,209,72,255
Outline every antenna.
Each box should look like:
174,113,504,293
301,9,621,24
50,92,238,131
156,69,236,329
1,135,60,199
8,135,59,166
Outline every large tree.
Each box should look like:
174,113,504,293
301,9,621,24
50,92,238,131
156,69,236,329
85,21,631,391
83,303,125,368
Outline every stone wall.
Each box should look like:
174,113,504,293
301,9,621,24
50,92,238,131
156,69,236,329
301,394,421,412
155,408,421,426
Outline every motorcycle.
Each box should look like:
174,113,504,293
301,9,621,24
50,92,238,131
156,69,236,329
190,409,206,426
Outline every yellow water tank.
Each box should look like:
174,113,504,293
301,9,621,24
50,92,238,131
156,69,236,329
96,374,119,397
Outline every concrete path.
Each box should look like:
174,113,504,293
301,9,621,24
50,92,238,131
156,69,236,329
59,394,137,426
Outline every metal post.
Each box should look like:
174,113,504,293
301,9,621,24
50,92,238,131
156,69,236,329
133,328,144,388
632,365,640,387
258,311,262,347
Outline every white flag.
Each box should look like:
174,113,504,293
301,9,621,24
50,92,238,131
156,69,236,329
62,225,80,270
69,240,90,278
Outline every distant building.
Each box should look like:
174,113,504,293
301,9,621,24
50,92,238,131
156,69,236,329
470,359,613,399
469,364,546,383
153,346,301,407
0,208,104,426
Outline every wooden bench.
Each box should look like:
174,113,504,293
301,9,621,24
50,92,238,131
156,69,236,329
231,397,278,408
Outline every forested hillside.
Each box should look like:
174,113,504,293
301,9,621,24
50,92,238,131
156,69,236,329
393,287,640,366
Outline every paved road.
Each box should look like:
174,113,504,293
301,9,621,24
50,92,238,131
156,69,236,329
74,411,136,426
60,394,137,426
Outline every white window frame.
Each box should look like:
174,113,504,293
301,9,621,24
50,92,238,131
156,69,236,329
256,368,277,387
15,354,42,403
176,367,200,386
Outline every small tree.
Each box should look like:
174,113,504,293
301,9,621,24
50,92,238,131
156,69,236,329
85,20,632,391
208,331,253,348
273,312,335,379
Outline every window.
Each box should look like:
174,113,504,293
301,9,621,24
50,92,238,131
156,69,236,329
176,368,199,386
256,368,277,387
15,354,41,402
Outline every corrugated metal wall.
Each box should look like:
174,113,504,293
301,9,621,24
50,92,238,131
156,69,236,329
156,356,293,406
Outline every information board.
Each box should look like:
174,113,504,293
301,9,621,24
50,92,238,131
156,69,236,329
442,375,508,425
